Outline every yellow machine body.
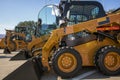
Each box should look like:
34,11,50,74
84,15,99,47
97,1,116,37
41,13,120,70
4,30,27,52
27,34,50,56
74,38,120,66
0,38,5,49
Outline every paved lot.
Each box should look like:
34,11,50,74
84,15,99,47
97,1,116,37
0,49,26,80
0,49,120,80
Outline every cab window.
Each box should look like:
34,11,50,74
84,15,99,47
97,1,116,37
38,5,61,36
67,5,100,25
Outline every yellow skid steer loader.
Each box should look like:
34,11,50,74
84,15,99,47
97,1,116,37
4,0,120,80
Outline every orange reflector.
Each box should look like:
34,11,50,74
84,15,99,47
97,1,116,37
97,26,120,31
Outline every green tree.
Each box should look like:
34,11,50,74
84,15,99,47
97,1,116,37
16,21,37,27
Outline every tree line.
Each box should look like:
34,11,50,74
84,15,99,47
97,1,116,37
16,21,37,27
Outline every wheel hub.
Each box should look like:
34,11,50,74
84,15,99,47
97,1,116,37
104,52,120,71
58,53,77,73
62,56,73,68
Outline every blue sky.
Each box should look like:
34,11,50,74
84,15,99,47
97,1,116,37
0,0,120,34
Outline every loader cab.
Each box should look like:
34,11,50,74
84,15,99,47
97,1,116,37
60,0,106,25
24,26,36,42
15,26,35,42
58,0,106,46
37,5,61,36
15,26,26,34
15,26,35,35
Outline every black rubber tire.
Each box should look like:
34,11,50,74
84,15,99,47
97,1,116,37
52,47,82,78
94,46,108,70
95,45,120,75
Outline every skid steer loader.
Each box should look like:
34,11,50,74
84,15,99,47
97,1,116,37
3,29,27,53
4,0,120,80
10,21,51,60
4,26,35,54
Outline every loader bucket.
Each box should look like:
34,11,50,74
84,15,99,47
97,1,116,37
3,48,11,54
3,56,44,80
10,50,30,60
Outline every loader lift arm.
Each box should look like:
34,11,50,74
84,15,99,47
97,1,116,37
42,29,64,70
